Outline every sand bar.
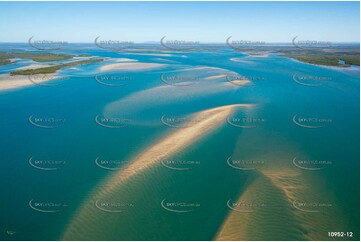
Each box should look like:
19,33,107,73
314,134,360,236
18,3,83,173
204,74,227,80
0,73,57,91
62,104,254,240
100,62,166,72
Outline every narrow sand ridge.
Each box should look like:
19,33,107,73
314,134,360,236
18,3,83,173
226,79,252,86
62,104,253,240
230,58,256,64
113,58,138,62
204,74,227,80
128,53,173,57
247,53,269,58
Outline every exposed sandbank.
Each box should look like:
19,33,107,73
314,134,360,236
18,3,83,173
0,73,56,91
62,104,254,240
100,62,167,72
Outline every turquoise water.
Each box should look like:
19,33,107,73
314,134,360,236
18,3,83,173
0,44,359,240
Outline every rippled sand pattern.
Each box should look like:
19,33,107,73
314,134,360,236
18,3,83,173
216,133,350,241
62,104,253,240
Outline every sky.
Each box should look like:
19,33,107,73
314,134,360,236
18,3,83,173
0,1,359,43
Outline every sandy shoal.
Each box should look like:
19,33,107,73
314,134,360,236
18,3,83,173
62,103,253,240
100,62,167,72
0,73,56,91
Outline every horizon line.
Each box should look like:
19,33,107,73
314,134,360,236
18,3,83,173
0,41,360,44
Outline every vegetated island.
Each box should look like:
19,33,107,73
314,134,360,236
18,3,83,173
242,44,360,67
10,58,104,75
0,52,74,64
0,58,12,65
283,52,360,67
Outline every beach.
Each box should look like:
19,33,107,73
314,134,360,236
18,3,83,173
0,73,57,91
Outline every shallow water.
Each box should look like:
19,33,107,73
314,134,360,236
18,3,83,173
0,44,359,240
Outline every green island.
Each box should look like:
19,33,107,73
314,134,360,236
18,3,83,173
0,58,12,65
279,46,360,67
283,53,360,67
246,45,360,67
10,58,104,75
0,52,74,64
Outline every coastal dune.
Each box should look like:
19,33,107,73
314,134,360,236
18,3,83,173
62,104,253,240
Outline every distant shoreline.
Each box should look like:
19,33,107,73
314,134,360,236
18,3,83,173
284,55,360,70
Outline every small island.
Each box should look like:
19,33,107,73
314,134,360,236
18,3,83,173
0,52,104,91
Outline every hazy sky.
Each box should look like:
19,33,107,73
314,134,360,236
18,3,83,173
0,1,359,43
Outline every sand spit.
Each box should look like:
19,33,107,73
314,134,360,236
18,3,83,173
0,73,57,91
62,104,253,240
17,64,52,70
100,62,166,72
